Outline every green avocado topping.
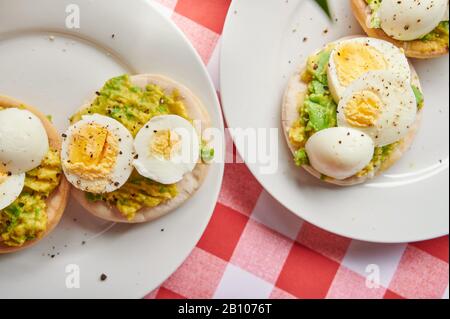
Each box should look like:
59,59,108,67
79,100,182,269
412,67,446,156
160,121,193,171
289,48,337,167
288,46,423,179
72,75,207,221
1,149,62,247
365,0,449,47
412,85,424,110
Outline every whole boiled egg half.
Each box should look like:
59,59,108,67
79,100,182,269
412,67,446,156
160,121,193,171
306,127,375,180
327,37,411,102
133,115,200,185
337,70,417,147
378,0,449,41
61,114,135,194
0,108,49,209
0,108,49,174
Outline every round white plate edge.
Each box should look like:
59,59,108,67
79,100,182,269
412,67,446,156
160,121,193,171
0,0,225,298
219,0,449,243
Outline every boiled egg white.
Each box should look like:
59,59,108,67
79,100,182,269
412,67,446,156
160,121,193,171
133,115,200,185
337,71,417,147
0,108,49,175
378,0,448,41
305,127,375,180
327,37,411,102
0,172,25,210
61,114,134,194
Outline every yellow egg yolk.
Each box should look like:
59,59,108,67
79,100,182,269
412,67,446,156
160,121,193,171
344,90,382,128
66,123,119,180
150,130,182,160
335,43,388,87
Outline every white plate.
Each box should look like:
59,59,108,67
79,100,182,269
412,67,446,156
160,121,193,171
0,0,224,298
221,0,449,243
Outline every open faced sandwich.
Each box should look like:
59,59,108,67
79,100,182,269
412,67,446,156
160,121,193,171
282,36,424,186
351,0,449,58
0,96,70,253
61,74,213,223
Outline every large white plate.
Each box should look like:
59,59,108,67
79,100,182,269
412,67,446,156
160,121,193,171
0,0,224,298
221,0,449,243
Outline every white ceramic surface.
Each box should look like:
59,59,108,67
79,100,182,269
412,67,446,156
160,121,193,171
0,0,224,298
220,0,449,243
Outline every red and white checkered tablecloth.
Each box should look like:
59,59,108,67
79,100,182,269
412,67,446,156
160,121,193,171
146,0,449,299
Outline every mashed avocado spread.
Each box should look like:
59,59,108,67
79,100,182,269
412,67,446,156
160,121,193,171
289,47,422,178
71,75,192,220
0,148,62,247
366,0,449,47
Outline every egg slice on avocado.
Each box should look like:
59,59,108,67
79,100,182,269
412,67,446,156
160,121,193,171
282,36,424,185
351,0,449,58
67,74,212,223
0,100,69,253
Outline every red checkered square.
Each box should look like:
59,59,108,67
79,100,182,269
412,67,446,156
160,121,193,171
297,222,351,262
384,290,405,299
172,13,220,64
175,0,231,34
197,203,249,261
230,219,294,283
412,236,449,263
327,267,386,299
155,287,186,299
276,242,340,299
218,163,263,216
388,245,449,299
162,247,227,299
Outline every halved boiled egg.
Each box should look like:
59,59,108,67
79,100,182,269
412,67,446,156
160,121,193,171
306,127,375,180
337,70,417,147
61,114,134,194
0,172,25,210
133,115,200,185
0,108,49,175
378,0,448,41
327,37,411,102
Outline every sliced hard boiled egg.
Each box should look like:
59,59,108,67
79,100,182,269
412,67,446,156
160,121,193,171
306,127,375,180
61,114,134,194
133,115,200,185
378,0,448,41
337,71,417,147
0,172,25,210
327,37,411,103
0,108,49,175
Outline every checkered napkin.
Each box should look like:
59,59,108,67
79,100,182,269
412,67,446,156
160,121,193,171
146,0,449,299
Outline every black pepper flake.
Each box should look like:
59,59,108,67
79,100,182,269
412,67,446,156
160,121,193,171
100,274,108,281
